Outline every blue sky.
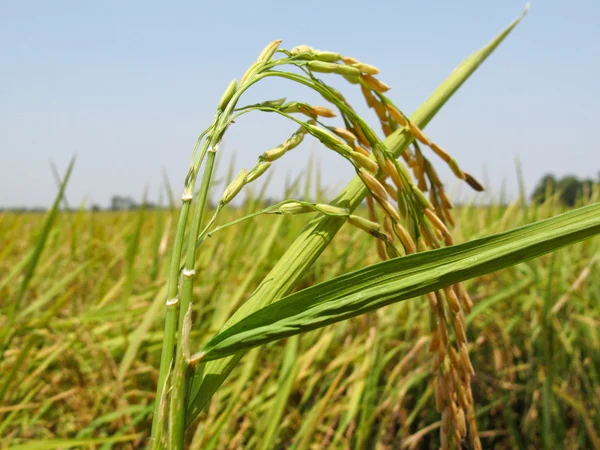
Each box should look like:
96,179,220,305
1,1,598,208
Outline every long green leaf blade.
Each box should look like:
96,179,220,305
197,202,600,362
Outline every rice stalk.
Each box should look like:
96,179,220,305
143,7,533,448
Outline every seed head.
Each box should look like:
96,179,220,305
279,202,314,214
439,190,453,209
314,50,341,62
383,215,394,239
432,351,442,372
381,123,393,137
445,159,464,180
392,222,416,254
426,291,438,309
334,64,362,77
441,406,451,435
280,102,302,114
429,332,440,352
306,59,361,76
362,74,391,93
415,158,427,192
284,132,305,152
434,378,446,412
315,203,348,216
284,103,329,120
465,383,475,406
441,206,455,228
330,127,357,144
307,60,339,73
441,362,454,393
456,283,473,313
373,100,388,122
457,386,470,410
291,45,314,59
348,215,380,233
359,169,388,200
353,145,370,157
372,144,387,170
351,151,379,174
352,123,371,148
437,318,449,347
259,98,287,108
341,55,360,65
425,209,451,241
246,162,271,183
306,124,353,155
397,193,408,220
240,61,263,85
383,181,397,199
459,343,475,377
426,164,443,188
430,143,451,163
261,144,287,162
376,239,387,261
383,159,404,192
385,103,408,127
440,429,449,450
448,346,460,369
221,169,247,205
455,407,467,438
397,159,412,181
291,45,314,54
381,199,402,223
360,85,377,108
353,62,380,75
384,240,401,258
454,312,467,345
420,222,439,249
411,184,434,210
217,79,238,112
342,74,361,84
327,85,347,102
408,122,432,146
464,172,485,192
257,39,282,63
311,106,337,118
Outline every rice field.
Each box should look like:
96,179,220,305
1,185,599,449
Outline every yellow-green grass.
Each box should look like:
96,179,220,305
1,192,599,449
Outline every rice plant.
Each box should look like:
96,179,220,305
145,4,596,449
3,4,600,450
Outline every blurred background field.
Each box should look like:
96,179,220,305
1,172,599,449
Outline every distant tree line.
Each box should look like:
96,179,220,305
93,196,166,211
0,196,166,213
531,173,599,206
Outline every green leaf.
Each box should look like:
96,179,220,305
197,203,600,362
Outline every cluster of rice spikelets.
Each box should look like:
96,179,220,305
208,40,485,450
